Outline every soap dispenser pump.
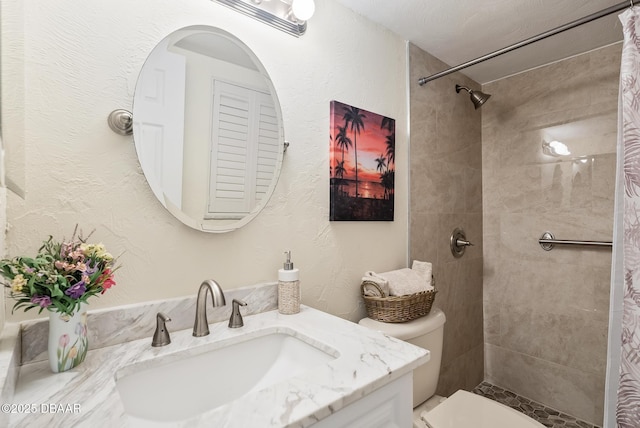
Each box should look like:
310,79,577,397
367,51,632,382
278,251,300,314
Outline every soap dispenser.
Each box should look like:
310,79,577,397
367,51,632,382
278,251,300,314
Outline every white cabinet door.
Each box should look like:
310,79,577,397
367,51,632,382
312,373,413,428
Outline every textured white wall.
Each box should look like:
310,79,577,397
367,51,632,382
2,0,408,323
0,178,5,332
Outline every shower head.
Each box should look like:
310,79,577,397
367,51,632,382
455,84,491,109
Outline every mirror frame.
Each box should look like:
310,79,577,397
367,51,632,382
132,25,285,233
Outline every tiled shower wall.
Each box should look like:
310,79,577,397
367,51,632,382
409,43,484,396
481,44,619,426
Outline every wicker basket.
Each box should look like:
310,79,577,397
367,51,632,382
361,276,436,323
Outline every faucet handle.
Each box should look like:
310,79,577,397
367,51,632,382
228,299,247,328
152,312,171,347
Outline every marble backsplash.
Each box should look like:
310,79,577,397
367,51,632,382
19,282,278,365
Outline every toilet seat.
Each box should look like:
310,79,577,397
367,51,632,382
421,390,545,428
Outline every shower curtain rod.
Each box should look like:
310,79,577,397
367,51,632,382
418,0,636,85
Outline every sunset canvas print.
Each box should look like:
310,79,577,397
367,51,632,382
330,100,395,221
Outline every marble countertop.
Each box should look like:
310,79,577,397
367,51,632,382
9,306,428,428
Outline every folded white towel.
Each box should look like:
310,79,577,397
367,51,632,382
362,280,386,297
363,262,434,297
362,271,390,297
378,265,434,296
411,260,433,283
378,268,429,296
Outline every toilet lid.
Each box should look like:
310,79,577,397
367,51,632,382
421,390,545,428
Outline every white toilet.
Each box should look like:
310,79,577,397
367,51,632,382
359,308,545,428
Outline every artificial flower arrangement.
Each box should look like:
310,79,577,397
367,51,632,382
0,226,119,317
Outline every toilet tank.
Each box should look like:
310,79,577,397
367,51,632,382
358,307,446,407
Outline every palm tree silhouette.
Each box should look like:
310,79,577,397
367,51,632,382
375,154,388,199
381,116,394,133
380,117,395,199
385,132,395,166
342,106,366,198
335,160,346,196
329,133,333,177
335,125,352,175
375,154,386,173
381,169,394,200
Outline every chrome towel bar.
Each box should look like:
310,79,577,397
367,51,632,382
538,231,613,251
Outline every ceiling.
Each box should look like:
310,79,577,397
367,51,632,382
335,0,629,84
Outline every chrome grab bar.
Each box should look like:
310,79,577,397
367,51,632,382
538,231,612,251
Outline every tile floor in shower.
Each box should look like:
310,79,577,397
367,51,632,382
472,382,600,428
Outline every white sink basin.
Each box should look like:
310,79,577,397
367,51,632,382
115,330,337,422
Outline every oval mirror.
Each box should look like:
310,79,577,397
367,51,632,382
132,26,284,233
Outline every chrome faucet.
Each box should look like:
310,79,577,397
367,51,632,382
193,279,226,337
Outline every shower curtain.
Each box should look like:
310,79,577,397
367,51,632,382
609,6,640,428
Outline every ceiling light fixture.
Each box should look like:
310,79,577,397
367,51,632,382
212,0,315,37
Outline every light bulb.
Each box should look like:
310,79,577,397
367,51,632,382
291,0,315,21
542,140,570,157
548,140,570,156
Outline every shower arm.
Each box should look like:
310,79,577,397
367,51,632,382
418,0,637,85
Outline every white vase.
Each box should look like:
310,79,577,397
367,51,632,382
47,304,89,373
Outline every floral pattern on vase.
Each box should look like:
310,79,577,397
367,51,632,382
48,305,88,373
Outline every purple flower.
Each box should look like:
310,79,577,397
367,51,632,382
65,282,86,299
30,295,52,308
85,261,98,276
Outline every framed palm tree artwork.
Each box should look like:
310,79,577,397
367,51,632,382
330,100,395,221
